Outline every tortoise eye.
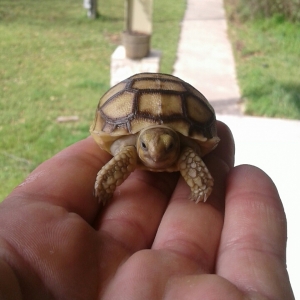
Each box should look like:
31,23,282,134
141,141,147,150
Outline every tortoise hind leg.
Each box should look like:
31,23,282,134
95,146,138,205
178,147,214,203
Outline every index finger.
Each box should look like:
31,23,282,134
151,121,235,273
4,137,111,222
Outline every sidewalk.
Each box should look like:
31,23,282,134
173,0,300,297
173,0,241,115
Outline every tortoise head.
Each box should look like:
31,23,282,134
137,126,180,169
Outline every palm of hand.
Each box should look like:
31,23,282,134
0,123,294,300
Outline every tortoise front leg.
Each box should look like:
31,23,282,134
94,146,138,205
178,147,214,203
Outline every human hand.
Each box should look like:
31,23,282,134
0,122,294,299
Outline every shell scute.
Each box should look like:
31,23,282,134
138,92,183,118
90,73,219,153
101,91,135,121
132,78,186,92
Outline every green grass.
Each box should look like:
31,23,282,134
0,0,185,200
224,1,300,119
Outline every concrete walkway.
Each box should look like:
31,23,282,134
173,0,300,297
173,0,241,115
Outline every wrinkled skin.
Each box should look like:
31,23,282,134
0,122,294,300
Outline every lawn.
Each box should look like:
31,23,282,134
0,0,185,200
224,0,300,119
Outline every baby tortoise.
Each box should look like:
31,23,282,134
90,73,220,205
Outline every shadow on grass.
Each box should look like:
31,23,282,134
275,82,300,120
282,83,300,112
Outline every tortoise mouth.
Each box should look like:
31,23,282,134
142,154,177,169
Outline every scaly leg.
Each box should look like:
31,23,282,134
95,146,138,205
178,147,214,203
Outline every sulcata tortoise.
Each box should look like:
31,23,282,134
90,73,220,205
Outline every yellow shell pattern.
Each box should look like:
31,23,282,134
90,73,219,155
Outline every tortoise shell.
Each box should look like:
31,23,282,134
90,73,219,156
